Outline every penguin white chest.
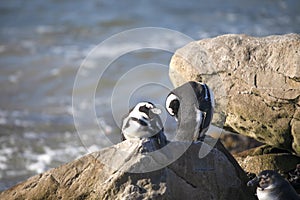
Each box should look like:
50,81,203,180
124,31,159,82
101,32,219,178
257,189,270,200
123,120,153,139
256,188,279,200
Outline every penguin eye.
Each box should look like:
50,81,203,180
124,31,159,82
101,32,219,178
261,175,267,180
139,105,151,116
165,93,180,116
260,174,271,183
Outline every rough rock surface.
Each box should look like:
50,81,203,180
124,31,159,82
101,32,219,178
169,33,300,154
234,145,300,176
0,140,255,200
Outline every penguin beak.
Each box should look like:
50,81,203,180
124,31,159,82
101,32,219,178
151,107,161,115
247,177,260,187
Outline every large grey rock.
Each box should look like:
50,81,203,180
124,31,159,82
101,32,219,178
169,33,300,154
234,145,300,176
0,139,255,200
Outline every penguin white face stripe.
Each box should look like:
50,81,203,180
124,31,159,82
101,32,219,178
165,93,179,116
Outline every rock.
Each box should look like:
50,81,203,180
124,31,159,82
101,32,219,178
234,145,300,193
166,139,254,200
169,33,300,154
220,133,262,154
235,148,300,177
0,140,255,200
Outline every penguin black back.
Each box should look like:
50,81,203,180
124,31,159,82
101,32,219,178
165,81,214,141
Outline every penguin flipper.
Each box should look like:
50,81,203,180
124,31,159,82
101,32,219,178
158,132,168,147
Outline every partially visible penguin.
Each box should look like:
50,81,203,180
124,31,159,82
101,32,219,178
247,170,300,200
165,81,215,141
120,102,167,151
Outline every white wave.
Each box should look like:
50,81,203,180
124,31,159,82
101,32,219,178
13,119,33,127
0,45,6,53
8,71,22,83
27,153,52,174
25,145,86,174
35,25,65,34
0,155,8,170
0,117,7,125
87,145,100,152
50,68,60,76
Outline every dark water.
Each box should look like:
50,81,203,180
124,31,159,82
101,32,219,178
0,0,299,191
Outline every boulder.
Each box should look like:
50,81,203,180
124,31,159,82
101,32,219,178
235,145,300,176
0,139,255,200
169,33,300,154
234,146,300,193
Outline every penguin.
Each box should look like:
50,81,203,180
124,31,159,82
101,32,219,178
165,81,215,141
289,164,300,193
121,102,167,150
247,170,300,200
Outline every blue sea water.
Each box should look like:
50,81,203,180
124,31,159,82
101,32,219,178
0,0,299,191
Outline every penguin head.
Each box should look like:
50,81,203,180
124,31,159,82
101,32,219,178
165,81,214,140
247,170,284,190
121,102,163,140
165,93,180,121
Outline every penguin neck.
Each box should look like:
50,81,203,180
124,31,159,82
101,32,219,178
257,182,299,200
176,105,201,141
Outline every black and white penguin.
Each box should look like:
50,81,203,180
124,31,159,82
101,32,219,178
247,170,300,200
121,102,167,150
165,81,215,141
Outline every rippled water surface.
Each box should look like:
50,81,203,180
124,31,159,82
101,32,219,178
0,0,299,191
